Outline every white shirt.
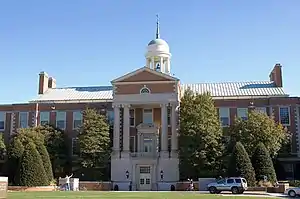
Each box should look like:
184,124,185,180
66,176,71,183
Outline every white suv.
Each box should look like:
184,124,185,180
207,177,248,194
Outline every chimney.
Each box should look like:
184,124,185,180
269,63,283,87
48,77,56,89
38,71,49,94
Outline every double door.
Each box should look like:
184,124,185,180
139,166,151,191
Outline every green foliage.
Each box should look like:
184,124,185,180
252,142,277,183
7,138,24,185
228,142,256,186
34,125,67,176
19,141,48,186
36,143,54,183
179,89,224,179
77,108,111,178
229,111,288,157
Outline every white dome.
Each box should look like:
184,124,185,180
146,38,170,56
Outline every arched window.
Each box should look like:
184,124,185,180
140,86,150,94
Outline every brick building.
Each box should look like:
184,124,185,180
0,20,300,190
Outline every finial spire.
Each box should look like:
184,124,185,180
156,14,160,39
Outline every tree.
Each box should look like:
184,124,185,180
7,138,24,185
36,143,54,183
228,142,256,186
34,125,67,177
77,108,111,179
252,142,277,183
18,141,48,186
229,111,288,157
179,89,224,179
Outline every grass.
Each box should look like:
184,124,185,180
7,191,279,199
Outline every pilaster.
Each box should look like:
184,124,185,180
160,103,168,155
122,104,131,157
112,104,121,155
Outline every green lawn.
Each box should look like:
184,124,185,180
7,191,278,199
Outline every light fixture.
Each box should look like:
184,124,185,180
126,170,129,179
160,170,163,180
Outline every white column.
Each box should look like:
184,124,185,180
123,104,130,152
160,57,163,72
160,103,168,152
113,104,120,152
171,104,177,152
151,57,155,69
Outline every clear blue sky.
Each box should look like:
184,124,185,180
0,0,299,104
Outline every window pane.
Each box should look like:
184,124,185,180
0,112,5,130
73,111,82,129
19,112,28,128
255,107,267,114
143,109,153,124
56,111,66,129
106,110,114,125
72,138,79,156
167,108,171,125
40,112,50,125
237,108,248,120
280,107,290,125
219,108,230,126
130,136,135,152
130,109,135,126
220,117,229,126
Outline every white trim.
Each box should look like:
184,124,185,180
130,108,135,127
29,99,112,103
114,80,177,85
19,112,28,128
279,106,291,126
72,110,83,130
111,66,179,83
212,95,289,100
0,112,5,131
140,86,151,94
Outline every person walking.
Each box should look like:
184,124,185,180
65,173,73,191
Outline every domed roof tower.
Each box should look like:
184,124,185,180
145,15,171,74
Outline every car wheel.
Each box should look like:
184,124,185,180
231,187,239,194
216,190,221,194
238,189,244,194
208,186,217,194
288,190,297,198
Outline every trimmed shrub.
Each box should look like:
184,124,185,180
19,141,48,186
36,143,54,183
228,142,256,186
252,142,277,183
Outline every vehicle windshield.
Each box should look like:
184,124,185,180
217,179,226,184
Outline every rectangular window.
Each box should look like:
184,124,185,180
237,108,248,120
40,112,50,125
130,109,135,127
106,110,114,125
255,107,267,114
72,138,79,156
143,109,153,124
19,112,28,128
56,111,66,130
130,136,135,152
219,108,230,127
0,112,5,130
167,107,171,126
279,107,290,126
73,111,82,129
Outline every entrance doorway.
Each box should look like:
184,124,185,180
139,166,151,191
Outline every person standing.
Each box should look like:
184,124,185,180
65,173,73,191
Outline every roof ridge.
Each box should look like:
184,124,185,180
51,85,113,89
181,80,274,85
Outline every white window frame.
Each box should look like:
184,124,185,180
72,111,82,130
130,108,135,127
219,107,230,127
0,112,5,131
19,112,28,128
39,111,50,125
130,135,136,152
237,108,248,120
279,106,290,126
56,111,66,130
255,107,267,114
143,108,153,124
71,137,79,156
